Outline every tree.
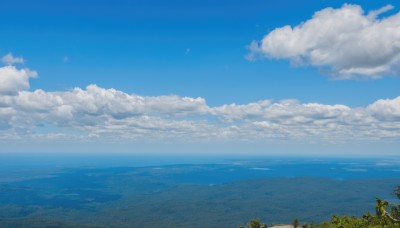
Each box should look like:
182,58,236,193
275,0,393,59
293,218,299,228
394,186,400,200
239,218,267,228
376,198,389,217
362,212,372,225
376,197,400,224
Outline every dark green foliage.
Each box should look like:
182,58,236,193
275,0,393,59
394,186,400,200
376,198,389,216
390,205,400,221
239,218,267,228
293,218,299,227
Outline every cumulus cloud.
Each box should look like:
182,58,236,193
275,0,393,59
0,65,399,143
1,53,24,65
0,66,37,95
249,4,400,79
367,96,400,120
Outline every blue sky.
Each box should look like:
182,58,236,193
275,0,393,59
0,0,400,155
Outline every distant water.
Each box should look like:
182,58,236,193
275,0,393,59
0,153,233,168
0,153,399,181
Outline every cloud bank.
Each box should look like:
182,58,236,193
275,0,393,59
0,64,399,144
248,4,400,79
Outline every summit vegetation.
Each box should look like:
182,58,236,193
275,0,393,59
241,186,400,228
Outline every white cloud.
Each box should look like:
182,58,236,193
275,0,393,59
249,4,400,79
1,53,24,65
367,4,394,20
367,96,400,120
0,65,399,144
0,66,37,95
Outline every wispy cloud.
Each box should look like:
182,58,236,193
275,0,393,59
248,4,400,79
1,53,24,66
185,48,191,55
